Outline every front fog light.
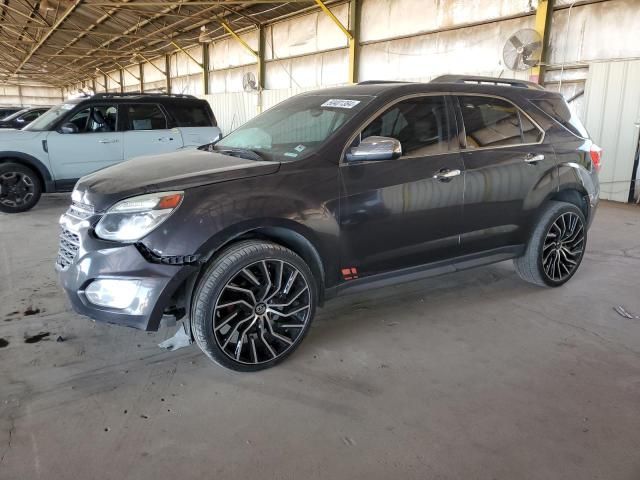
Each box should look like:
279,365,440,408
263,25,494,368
85,279,142,309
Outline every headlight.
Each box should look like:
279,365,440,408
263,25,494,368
95,191,183,242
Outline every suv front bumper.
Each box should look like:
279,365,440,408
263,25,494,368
56,212,197,331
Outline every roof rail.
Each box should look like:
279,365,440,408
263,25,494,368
357,80,412,85
92,92,197,99
430,75,544,90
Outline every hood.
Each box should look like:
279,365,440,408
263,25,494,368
74,148,281,210
0,130,44,142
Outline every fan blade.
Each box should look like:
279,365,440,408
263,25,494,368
509,35,524,50
526,41,542,52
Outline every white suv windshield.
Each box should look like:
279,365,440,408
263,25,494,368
216,94,372,161
24,101,81,131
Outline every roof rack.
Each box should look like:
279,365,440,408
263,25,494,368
92,92,197,99
430,75,544,90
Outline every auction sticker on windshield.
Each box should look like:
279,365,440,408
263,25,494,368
321,99,361,109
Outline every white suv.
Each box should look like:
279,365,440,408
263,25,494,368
0,93,222,213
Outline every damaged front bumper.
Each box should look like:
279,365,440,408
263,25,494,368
56,212,198,331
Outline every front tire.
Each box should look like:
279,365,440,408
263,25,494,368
514,201,587,287
191,240,317,372
0,162,42,213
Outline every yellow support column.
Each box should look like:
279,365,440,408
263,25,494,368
530,0,554,85
315,0,358,84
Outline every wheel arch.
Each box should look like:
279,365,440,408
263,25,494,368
548,187,590,219
0,151,54,192
166,220,329,336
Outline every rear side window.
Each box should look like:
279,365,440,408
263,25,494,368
127,104,167,130
458,96,543,149
167,103,214,127
531,97,589,139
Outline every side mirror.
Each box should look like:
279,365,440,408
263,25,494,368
345,136,402,162
59,122,79,134
212,132,222,144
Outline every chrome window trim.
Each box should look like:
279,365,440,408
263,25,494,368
454,93,546,152
340,92,547,166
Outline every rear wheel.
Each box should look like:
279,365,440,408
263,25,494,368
191,240,317,372
0,163,42,213
514,201,587,287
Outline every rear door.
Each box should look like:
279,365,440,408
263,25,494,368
339,94,465,277
454,95,556,254
47,103,123,180
122,103,183,159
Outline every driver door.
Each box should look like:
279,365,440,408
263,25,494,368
339,94,465,277
47,104,123,181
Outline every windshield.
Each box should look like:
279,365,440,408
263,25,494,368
216,94,372,161
24,101,81,131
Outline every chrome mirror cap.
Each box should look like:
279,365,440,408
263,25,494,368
346,136,402,162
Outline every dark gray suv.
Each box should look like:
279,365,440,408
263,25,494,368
56,75,600,371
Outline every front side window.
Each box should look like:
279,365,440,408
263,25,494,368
360,95,452,157
127,104,167,130
216,94,372,162
21,111,43,122
67,105,118,133
458,96,542,149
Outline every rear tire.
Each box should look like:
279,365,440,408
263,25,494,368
0,162,42,213
191,240,317,372
514,201,587,287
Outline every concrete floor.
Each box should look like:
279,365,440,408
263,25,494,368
1,195,639,480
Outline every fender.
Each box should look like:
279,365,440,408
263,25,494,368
195,217,329,283
0,150,54,192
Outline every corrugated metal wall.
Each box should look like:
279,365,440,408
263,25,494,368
583,60,640,203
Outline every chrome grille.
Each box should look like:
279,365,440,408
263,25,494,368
67,201,94,220
56,228,80,270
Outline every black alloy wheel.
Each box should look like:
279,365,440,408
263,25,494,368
0,163,42,213
192,240,317,371
514,201,587,287
541,211,585,282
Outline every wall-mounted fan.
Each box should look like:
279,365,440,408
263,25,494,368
242,72,258,92
503,29,543,71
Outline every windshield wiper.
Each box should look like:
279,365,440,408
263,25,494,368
212,146,264,162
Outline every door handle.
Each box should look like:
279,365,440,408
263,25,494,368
98,139,118,144
158,137,174,142
524,153,545,164
433,168,462,182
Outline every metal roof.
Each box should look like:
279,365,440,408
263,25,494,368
0,1,331,88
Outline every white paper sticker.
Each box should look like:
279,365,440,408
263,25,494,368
284,152,298,158
321,99,361,109
294,144,306,152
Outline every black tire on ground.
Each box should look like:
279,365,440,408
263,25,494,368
0,162,42,213
514,201,587,287
191,240,318,372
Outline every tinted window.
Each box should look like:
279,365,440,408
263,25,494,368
21,111,43,122
458,96,542,148
67,105,118,133
168,104,213,127
362,95,452,156
127,104,167,130
531,97,588,138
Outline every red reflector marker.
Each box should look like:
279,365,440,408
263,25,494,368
590,144,602,172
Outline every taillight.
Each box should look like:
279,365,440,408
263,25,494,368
590,144,602,172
